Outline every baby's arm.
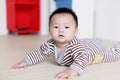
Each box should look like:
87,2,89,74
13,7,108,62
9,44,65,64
11,59,27,69
55,43,89,80
11,42,51,69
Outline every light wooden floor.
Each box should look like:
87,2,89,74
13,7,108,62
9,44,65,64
0,34,51,69
0,34,120,80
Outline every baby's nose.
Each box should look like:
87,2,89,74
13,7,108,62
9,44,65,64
59,28,63,32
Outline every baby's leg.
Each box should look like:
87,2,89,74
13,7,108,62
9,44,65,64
102,42,120,63
80,38,120,63
89,39,120,63
112,42,120,58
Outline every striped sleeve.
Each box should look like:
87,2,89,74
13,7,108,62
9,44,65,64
70,43,89,75
25,43,50,65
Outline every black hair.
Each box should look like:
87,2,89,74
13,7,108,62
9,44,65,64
49,8,78,27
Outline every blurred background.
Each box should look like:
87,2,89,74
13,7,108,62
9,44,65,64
0,0,120,41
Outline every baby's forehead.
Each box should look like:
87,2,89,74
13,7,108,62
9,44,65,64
51,13,75,22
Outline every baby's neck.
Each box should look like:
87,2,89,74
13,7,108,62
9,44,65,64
55,43,68,49
55,43,68,56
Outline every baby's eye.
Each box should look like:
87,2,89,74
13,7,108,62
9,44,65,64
54,26,58,28
65,26,70,29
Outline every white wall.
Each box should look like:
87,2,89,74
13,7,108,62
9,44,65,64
95,0,120,41
0,0,7,35
40,0,49,35
73,0,95,38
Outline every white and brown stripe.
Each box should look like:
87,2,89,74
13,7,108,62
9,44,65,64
26,37,120,74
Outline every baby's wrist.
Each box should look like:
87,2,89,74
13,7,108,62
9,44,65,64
68,68,78,76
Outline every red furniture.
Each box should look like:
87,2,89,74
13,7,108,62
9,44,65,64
6,0,40,34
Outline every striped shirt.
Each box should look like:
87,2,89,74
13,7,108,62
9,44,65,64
25,37,120,75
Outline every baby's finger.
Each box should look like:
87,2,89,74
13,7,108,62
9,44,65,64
16,64,26,69
60,74,69,79
66,76,71,80
55,73,69,80
55,72,64,79
55,71,63,77
11,64,18,69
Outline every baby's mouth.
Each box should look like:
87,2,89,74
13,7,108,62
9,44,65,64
58,34,64,37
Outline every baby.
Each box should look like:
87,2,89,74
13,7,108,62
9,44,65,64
12,8,120,80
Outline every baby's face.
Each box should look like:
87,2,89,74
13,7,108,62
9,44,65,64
49,13,78,44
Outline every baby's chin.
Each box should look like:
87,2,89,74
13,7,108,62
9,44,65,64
55,40,70,44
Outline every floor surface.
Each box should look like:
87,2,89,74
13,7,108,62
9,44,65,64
0,34,120,80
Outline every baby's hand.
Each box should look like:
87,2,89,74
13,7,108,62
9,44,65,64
11,60,27,69
55,69,78,80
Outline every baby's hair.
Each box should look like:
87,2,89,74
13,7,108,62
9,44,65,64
49,8,78,27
